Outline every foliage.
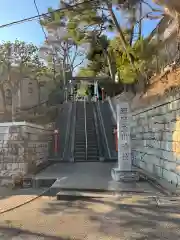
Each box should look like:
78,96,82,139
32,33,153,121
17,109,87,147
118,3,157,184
40,6,87,74
41,0,125,77
86,35,111,75
77,67,96,77
0,40,53,118
110,36,158,84
42,0,178,91
77,80,89,96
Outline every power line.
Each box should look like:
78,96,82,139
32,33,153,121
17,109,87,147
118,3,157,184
33,0,47,39
0,0,95,30
33,0,71,94
33,0,57,84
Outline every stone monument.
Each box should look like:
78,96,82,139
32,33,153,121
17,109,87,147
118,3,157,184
111,102,139,181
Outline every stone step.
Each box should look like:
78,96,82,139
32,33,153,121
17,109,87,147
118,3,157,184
86,155,99,158
75,145,86,149
86,144,97,147
75,141,86,144
56,191,111,201
74,152,86,156
75,137,86,140
87,152,99,155
74,145,86,149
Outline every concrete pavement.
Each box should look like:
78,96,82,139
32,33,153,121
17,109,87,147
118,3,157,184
0,162,178,239
0,194,180,239
34,162,163,195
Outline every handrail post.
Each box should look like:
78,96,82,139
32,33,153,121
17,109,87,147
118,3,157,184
84,98,87,161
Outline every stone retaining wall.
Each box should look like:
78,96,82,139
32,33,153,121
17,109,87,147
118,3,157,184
109,92,180,186
0,122,52,179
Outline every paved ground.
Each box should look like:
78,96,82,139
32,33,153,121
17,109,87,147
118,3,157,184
35,162,163,194
0,162,178,239
0,194,179,239
0,187,48,213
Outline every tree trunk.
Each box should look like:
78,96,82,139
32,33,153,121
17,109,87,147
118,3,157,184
106,51,115,81
6,66,16,122
129,25,135,46
176,14,180,62
107,3,136,70
10,68,22,122
138,1,142,39
0,85,7,114
129,8,136,46
38,83,41,105
11,93,16,122
153,0,180,15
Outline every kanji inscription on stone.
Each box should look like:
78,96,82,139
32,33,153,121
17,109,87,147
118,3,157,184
117,102,132,171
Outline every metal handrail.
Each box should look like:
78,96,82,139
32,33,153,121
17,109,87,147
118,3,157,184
97,101,111,159
84,98,88,161
93,103,103,160
62,102,72,160
107,96,117,123
70,101,76,162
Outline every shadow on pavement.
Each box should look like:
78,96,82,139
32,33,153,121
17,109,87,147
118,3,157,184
40,196,180,240
0,226,79,239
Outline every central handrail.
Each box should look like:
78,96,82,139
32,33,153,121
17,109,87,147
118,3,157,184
84,98,88,161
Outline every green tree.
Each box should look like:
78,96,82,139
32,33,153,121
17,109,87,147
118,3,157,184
77,67,95,77
110,36,158,87
40,7,86,77
123,0,180,63
86,35,116,79
77,80,89,97
0,40,43,121
42,0,136,73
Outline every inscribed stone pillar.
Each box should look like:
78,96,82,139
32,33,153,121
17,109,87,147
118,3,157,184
117,102,132,171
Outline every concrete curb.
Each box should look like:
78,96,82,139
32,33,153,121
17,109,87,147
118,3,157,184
137,167,177,196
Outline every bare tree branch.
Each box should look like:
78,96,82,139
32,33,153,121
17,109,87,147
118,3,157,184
73,57,86,70
142,0,163,13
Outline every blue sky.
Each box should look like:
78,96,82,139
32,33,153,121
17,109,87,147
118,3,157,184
0,0,161,46
0,0,60,45
0,0,161,74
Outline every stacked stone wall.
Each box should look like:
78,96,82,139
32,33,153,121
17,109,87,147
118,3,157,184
109,93,180,186
0,122,52,179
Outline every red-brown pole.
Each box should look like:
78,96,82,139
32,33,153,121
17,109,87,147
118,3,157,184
54,129,59,155
102,88,104,102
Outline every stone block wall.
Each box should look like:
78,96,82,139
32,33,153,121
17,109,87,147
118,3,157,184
131,94,180,186
109,93,180,186
0,122,52,179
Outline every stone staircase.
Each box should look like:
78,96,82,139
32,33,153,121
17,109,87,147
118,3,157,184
98,101,117,160
74,102,86,161
74,102,99,162
86,102,99,161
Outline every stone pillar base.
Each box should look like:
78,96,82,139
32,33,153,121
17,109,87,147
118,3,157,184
99,157,105,162
111,168,139,182
70,157,74,162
